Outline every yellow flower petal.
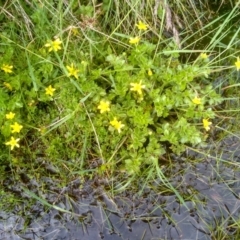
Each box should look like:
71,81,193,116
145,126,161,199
10,122,23,133
235,57,240,71
97,100,110,114
136,21,148,31
45,85,56,96
200,53,208,59
66,63,79,79
45,38,62,52
192,97,201,105
129,37,140,45
130,81,146,95
6,112,15,120
5,136,20,150
1,64,13,73
203,118,212,131
110,117,125,133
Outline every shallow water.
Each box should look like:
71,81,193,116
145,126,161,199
1,135,240,239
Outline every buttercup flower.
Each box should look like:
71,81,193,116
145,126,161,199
44,38,62,52
1,64,13,73
6,112,15,120
97,100,110,114
200,53,208,59
66,63,79,79
5,136,20,150
110,117,125,133
129,37,140,45
192,97,201,105
235,57,240,71
203,118,212,131
45,85,56,96
136,21,148,31
10,122,23,133
130,81,146,95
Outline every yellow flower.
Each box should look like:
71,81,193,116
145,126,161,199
66,63,79,79
1,64,13,73
10,122,23,133
130,81,146,95
45,85,56,96
3,82,12,90
200,53,208,59
44,38,62,52
136,21,148,31
203,118,212,131
6,112,15,120
129,37,140,45
110,117,125,133
5,136,20,150
235,57,240,71
148,69,153,76
192,97,201,105
97,100,110,114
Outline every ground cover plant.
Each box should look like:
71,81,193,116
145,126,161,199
0,0,240,231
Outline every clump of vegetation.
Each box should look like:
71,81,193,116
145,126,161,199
0,0,239,198
0,20,220,173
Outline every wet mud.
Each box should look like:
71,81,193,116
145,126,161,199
1,135,240,240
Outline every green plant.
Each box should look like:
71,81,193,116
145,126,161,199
0,17,223,175
0,0,239,201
